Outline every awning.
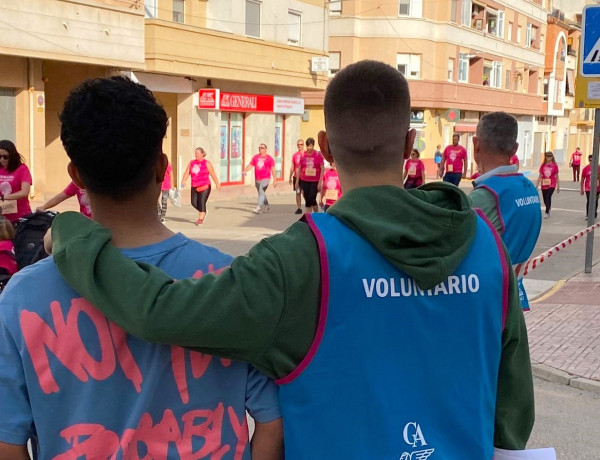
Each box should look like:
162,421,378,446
454,123,478,133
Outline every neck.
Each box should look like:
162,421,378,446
338,168,404,192
479,153,510,174
89,194,174,248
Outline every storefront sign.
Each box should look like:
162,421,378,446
274,96,304,115
197,90,304,114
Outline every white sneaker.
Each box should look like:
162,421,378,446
544,213,549,219
253,206,262,214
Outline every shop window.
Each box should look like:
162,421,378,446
396,54,421,79
458,53,469,82
329,0,342,15
288,10,301,46
173,0,184,23
274,115,284,179
220,113,244,184
329,52,341,76
245,0,261,38
144,0,157,18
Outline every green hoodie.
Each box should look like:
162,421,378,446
52,183,533,449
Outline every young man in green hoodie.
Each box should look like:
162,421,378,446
50,60,534,458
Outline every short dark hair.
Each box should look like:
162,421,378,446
306,137,315,147
59,77,168,199
476,112,518,157
324,60,411,173
0,139,25,173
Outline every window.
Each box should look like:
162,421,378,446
497,11,504,38
451,0,458,22
329,52,340,76
530,25,538,48
396,54,421,79
486,10,498,36
448,58,454,82
508,22,513,41
517,26,522,45
526,23,532,47
505,69,511,90
288,10,301,45
543,78,548,101
144,0,157,18
398,0,422,18
458,53,469,82
173,0,184,23
491,62,502,88
329,0,342,15
245,0,261,38
461,0,472,26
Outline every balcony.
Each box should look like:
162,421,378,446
144,20,328,90
0,0,145,68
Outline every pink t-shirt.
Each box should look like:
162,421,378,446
510,155,519,166
404,159,425,180
251,154,275,181
161,163,172,191
443,145,467,174
63,181,92,218
292,151,303,171
0,239,17,275
189,159,210,188
539,163,559,189
322,169,342,205
571,151,582,166
581,165,600,192
299,152,324,182
0,164,32,222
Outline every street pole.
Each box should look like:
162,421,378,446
584,108,600,273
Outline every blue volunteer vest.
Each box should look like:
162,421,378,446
277,212,509,460
475,173,542,310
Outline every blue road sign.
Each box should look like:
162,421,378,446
582,5,600,77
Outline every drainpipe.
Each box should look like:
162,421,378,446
27,58,35,198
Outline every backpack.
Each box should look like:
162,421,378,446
13,211,57,270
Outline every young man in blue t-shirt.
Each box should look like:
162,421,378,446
0,77,283,459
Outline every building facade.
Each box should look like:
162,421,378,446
303,0,550,173
0,0,328,198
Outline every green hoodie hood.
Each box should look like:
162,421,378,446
327,183,477,290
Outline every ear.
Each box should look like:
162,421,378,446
512,142,519,156
318,130,334,164
67,162,86,189
156,152,168,184
472,137,481,165
403,129,416,160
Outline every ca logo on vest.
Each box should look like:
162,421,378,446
399,422,435,460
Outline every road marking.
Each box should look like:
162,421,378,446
532,280,566,303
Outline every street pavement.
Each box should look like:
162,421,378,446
33,167,600,394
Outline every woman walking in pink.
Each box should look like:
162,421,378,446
243,143,277,214
0,140,32,224
536,151,560,219
402,149,426,189
181,147,220,225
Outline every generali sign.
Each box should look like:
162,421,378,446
196,89,304,115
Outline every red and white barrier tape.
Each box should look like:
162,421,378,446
515,222,600,277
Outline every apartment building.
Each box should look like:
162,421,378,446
0,0,328,197
303,0,549,173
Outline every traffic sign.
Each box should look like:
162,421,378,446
581,5,600,77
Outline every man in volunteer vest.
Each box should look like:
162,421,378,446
470,111,542,311
50,61,534,459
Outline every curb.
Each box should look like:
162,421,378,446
531,362,600,394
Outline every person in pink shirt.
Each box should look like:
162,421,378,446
536,151,560,219
510,154,520,171
320,162,342,211
157,161,173,222
402,149,426,189
37,181,92,218
580,154,600,220
181,147,220,225
0,217,17,278
0,140,32,224
243,143,277,214
441,134,468,186
570,147,583,182
289,139,304,215
294,137,324,214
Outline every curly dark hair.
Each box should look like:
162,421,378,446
59,77,168,199
0,140,26,173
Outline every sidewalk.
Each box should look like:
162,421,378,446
526,272,600,393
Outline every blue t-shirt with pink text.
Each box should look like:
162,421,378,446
0,233,280,459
